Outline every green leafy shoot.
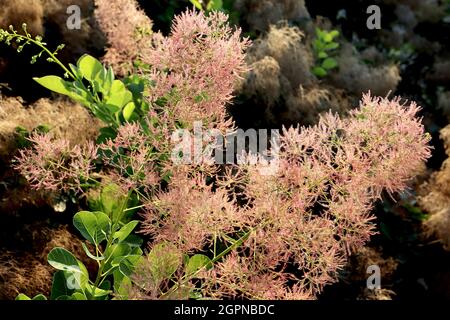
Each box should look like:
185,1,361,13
312,28,340,78
16,184,143,300
0,24,148,138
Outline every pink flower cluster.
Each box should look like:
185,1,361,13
14,133,97,192
95,2,250,128
143,10,250,129
99,122,160,192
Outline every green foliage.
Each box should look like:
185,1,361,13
189,0,239,24
0,25,149,142
17,184,143,300
190,0,223,11
0,24,70,75
185,254,213,276
16,293,47,300
387,43,416,65
33,54,146,136
445,0,450,22
312,28,340,78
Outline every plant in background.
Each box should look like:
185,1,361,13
190,0,223,11
312,28,340,77
189,0,240,25
444,0,450,23
387,43,416,71
94,0,154,76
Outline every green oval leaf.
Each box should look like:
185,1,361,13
113,220,139,242
103,243,133,272
312,66,327,77
106,80,133,109
77,54,103,81
48,248,81,273
329,30,340,39
122,102,135,121
322,58,338,70
73,211,111,245
71,292,87,300
324,42,339,50
318,51,328,59
33,76,72,96
73,211,97,244
47,248,77,270
16,294,31,300
323,33,333,43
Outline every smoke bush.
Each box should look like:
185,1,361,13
11,6,431,300
143,10,250,129
136,93,431,299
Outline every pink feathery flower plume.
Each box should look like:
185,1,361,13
94,0,154,75
185,94,430,299
14,134,97,193
143,10,251,130
99,122,160,192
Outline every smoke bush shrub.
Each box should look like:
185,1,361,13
135,93,431,299
3,4,432,300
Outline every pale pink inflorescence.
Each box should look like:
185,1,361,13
140,93,431,299
14,133,97,192
142,168,245,254
94,0,154,75
95,4,250,128
143,10,250,130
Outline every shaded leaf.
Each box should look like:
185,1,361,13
50,271,73,300
312,66,327,77
47,248,80,273
113,220,139,242
185,254,212,276
322,58,338,70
